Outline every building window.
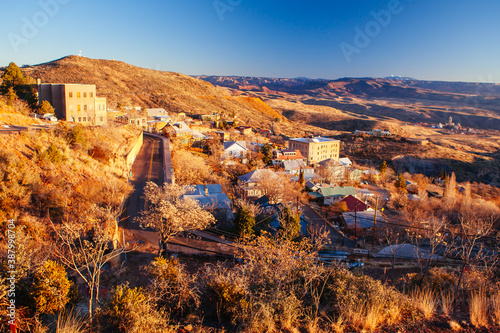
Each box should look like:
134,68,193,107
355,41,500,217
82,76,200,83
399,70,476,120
90,92,94,97
77,105,81,112
84,105,87,111
83,92,87,98
100,116,104,122
78,117,81,122
69,92,73,98
83,117,86,121
77,92,81,98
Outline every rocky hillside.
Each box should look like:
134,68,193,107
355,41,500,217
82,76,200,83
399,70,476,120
12,56,283,127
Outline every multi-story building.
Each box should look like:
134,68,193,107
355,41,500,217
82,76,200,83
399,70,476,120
271,149,307,166
37,81,107,125
288,137,340,165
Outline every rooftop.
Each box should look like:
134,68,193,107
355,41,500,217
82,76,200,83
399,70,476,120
238,169,278,184
223,141,247,150
319,186,357,197
290,137,339,143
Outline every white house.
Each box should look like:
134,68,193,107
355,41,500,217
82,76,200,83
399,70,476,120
222,141,248,159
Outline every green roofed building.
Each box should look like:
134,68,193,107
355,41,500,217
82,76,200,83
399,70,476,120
318,186,357,205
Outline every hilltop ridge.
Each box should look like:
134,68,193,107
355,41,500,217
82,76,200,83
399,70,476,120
13,56,284,128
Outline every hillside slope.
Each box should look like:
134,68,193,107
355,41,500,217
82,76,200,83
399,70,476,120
15,56,282,127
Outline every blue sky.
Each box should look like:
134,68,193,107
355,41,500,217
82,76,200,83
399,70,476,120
1,0,499,82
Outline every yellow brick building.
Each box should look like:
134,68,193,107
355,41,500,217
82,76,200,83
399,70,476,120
37,82,107,125
288,137,340,165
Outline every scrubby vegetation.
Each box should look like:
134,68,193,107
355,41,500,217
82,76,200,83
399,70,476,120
1,57,500,332
0,98,141,331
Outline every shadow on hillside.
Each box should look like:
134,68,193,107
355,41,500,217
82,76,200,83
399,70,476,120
393,155,500,185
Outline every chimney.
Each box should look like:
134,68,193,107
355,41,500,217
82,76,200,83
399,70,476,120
204,184,208,196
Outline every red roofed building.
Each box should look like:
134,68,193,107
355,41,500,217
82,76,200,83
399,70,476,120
339,195,368,212
271,149,307,166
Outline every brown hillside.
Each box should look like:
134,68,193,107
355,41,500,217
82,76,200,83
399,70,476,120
17,56,280,127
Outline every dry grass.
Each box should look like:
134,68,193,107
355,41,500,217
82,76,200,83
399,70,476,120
328,316,346,333
411,288,437,319
491,293,500,326
469,290,489,328
56,310,86,333
440,291,455,316
345,295,403,332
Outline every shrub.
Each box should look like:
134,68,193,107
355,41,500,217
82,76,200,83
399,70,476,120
201,235,413,332
39,143,64,164
405,267,458,294
145,257,198,316
320,266,419,331
32,260,72,315
88,144,113,163
108,284,173,333
0,150,38,220
208,278,250,324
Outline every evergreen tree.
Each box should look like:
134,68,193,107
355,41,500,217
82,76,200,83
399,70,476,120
1,62,25,92
278,206,301,240
298,169,305,187
5,87,17,106
260,143,273,165
1,62,37,108
234,205,256,237
395,173,407,191
379,161,388,175
38,100,55,115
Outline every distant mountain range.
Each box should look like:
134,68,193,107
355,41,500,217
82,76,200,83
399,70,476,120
195,75,500,98
3,56,499,131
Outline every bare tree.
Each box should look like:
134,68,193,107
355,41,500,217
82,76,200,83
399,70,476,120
455,212,496,291
408,216,450,275
316,160,345,184
52,205,128,319
255,172,302,205
136,182,216,257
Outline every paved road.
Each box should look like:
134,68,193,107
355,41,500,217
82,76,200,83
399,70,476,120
0,123,59,135
125,135,163,228
143,132,174,185
124,133,235,256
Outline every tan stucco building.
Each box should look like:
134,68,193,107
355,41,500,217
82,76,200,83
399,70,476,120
288,137,340,165
37,82,107,125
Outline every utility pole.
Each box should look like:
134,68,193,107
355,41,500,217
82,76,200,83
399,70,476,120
354,203,358,238
372,196,379,248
